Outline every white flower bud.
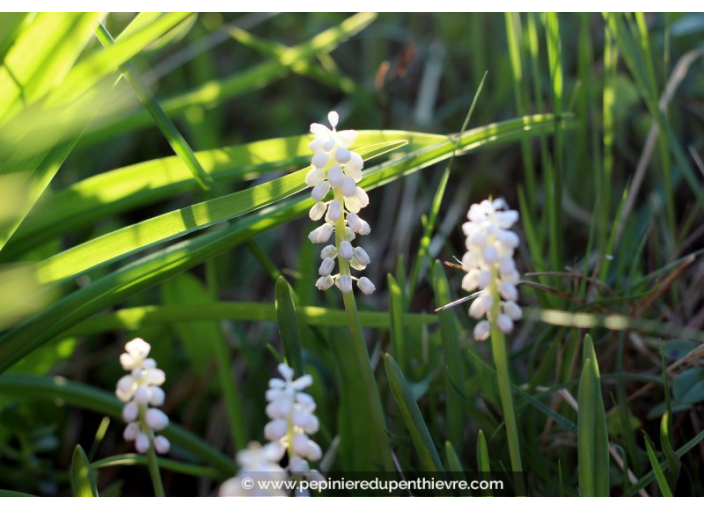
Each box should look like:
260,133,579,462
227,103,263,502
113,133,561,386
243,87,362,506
125,338,151,360
311,152,330,169
344,195,362,213
352,247,371,266
289,456,309,473
122,401,139,423
340,176,356,197
503,301,523,320
133,385,150,405
469,297,487,319
293,433,309,455
308,223,333,244
327,166,344,188
477,270,492,289
315,275,334,290
462,270,479,292
150,386,165,407
499,282,518,302
123,422,140,441
344,163,362,183
311,181,330,201
116,375,135,401
306,440,323,461
357,277,376,295
145,408,169,431
343,226,356,241
135,433,150,454
321,245,337,259
328,200,342,221
308,139,323,152
328,111,339,128
496,314,514,333
319,257,335,276
358,220,371,236
154,435,171,454
482,245,498,264
337,130,357,147
264,419,288,441
335,147,351,164
309,201,327,221
146,368,165,386
346,212,363,232
354,187,369,207
337,274,353,293
339,241,354,260
346,151,364,172
322,138,335,152
473,320,491,341
119,353,138,371
305,167,325,187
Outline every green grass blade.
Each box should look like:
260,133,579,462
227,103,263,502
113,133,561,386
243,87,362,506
27,142,402,286
387,274,406,371
275,277,304,376
577,335,610,497
445,441,471,496
0,114,564,372
63,303,438,338
82,13,376,144
477,430,493,497
161,274,246,450
432,261,465,450
95,23,220,196
384,353,444,472
0,374,236,475
643,433,673,496
2,131,439,259
91,454,222,481
70,445,99,497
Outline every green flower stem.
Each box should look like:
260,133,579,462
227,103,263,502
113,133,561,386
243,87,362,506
488,267,523,483
329,189,393,471
139,409,165,497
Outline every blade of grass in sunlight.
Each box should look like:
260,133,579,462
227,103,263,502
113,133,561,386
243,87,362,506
2,131,438,259
81,13,377,145
70,445,99,497
643,433,673,497
0,114,565,373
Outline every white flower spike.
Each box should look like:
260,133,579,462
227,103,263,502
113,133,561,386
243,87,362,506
219,442,288,497
306,111,375,295
219,362,324,497
116,338,170,454
462,198,522,340
264,363,323,474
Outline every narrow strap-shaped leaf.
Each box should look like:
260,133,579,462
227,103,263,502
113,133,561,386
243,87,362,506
578,335,610,497
643,433,673,497
476,430,493,497
445,441,472,497
70,445,99,497
432,261,465,450
28,142,403,286
0,114,564,373
3,131,440,259
387,274,406,370
63,303,438,338
384,353,444,472
275,277,304,376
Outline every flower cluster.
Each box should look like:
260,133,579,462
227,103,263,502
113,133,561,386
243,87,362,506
115,338,170,454
264,363,322,473
219,442,287,497
461,198,522,341
219,363,323,497
306,111,375,295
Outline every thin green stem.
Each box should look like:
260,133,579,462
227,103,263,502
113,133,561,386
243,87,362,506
139,409,165,497
488,268,523,484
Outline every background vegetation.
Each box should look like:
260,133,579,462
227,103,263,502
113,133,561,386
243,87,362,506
0,12,703,496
